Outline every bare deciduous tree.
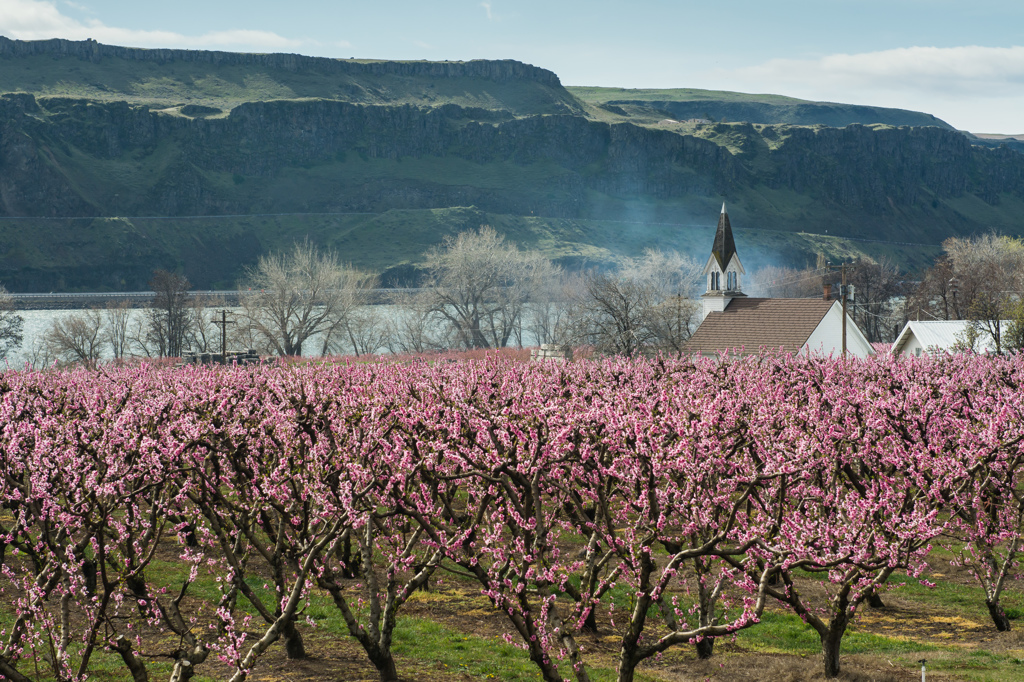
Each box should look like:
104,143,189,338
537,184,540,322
148,270,193,358
565,249,702,357
624,248,703,354
421,226,550,349
43,308,105,368
103,300,133,360
383,290,448,355
0,284,24,361
915,234,1024,352
239,241,375,357
566,272,658,356
329,307,389,357
184,294,228,354
848,257,907,344
524,271,575,346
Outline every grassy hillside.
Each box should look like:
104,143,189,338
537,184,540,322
0,37,580,116
0,207,943,291
569,86,955,129
1,38,1021,292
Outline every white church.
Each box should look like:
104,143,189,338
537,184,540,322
685,204,875,359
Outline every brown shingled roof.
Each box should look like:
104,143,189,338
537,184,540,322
686,298,836,355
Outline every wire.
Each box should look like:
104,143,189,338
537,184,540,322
755,267,827,288
0,211,379,221
0,213,946,248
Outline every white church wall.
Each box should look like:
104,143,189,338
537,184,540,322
802,303,875,358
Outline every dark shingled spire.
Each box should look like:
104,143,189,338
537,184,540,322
711,202,737,270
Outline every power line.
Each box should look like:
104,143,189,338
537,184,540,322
757,267,827,288
0,211,379,221
0,212,945,248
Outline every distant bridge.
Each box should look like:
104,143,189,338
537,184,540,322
9,290,240,310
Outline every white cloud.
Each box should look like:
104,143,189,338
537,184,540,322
0,0,303,50
480,1,494,21
695,45,1024,133
413,40,433,50
727,46,1024,97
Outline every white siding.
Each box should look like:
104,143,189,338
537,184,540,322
802,303,874,358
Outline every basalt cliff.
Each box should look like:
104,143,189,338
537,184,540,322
1,38,1022,290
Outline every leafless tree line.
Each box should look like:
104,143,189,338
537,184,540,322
910,233,1024,352
745,254,912,345
32,229,709,367
0,284,25,362
31,228,1024,368
382,226,706,357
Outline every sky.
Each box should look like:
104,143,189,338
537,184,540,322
1,0,1022,133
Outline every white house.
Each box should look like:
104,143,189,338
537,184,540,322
891,320,1005,356
685,205,875,359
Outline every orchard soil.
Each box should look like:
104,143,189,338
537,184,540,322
3,508,1019,682
155,549,1024,681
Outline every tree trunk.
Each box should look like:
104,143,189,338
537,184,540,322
986,598,1012,632
83,559,97,597
867,588,885,609
616,657,637,682
282,621,306,659
695,637,715,660
336,534,361,578
821,629,844,678
372,650,399,682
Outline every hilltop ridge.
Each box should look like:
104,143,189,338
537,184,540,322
0,37,1022,291
569,86,955,130
0,36,580,116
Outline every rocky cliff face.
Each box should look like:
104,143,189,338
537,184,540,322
2,89,1024,291
607,98,953,129
2,94,1020,221
0,36,562,85
0,95,741,218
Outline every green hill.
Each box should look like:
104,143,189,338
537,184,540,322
568,86,955,129
0,37,1022,292
0,36,581,116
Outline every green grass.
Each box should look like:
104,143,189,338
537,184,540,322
0,202,950,292
391,617,546,682
565,86,954,129
567,86,811,106
0,52,580,116
735,609,941,657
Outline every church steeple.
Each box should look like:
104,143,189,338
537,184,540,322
701,203,746,320
710,202,737,271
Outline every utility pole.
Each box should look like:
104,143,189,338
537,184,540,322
212,310,235,361
841,263,848,358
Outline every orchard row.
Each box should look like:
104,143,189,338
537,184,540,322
1,353,1022,682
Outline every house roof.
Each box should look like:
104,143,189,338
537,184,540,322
686,298,836,355
710,203,737,270
891,320,1004,354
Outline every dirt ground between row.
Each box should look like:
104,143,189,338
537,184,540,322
235,554,1024,682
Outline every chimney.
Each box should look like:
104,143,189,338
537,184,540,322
823,283,832,301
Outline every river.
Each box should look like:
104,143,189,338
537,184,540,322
4,306,540,368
